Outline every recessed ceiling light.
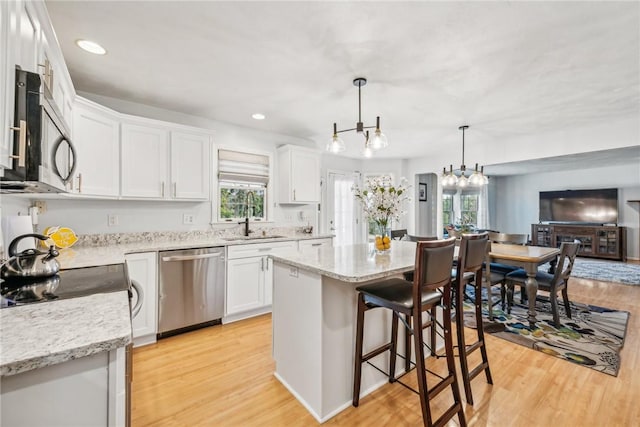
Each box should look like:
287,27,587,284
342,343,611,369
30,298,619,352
75,39,107,55
252,113,266,120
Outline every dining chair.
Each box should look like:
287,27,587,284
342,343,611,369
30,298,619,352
406,234,438,242
504,241,580,327
390,229,408,240
485,232,529,310
352,238,466,427
453,232,492,405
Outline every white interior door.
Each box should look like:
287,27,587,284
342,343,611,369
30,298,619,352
326,171,362,246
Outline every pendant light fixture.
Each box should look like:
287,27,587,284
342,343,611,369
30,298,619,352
327,78,388,156
442,125,488,190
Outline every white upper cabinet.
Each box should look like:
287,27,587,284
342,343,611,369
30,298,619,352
1,0,75,169
0,0,12,168
39,29,73,131
15,0,40,74
120,124,212,200
72,97,120,196
71,98,212,201
170,131,211,200
1,0,41,169
121,122,169,198
277,145,320,204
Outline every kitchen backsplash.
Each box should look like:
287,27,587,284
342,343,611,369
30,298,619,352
75,225,314,247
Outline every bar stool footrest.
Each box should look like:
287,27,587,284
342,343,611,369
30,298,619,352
362,342,393,363
433,403,465,427
468,362,490,382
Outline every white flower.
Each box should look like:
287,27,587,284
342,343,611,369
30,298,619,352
352,176,411,230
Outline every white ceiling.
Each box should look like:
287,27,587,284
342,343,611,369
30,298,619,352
45,1,639,168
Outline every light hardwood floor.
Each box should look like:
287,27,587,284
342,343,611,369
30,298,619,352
132,275,640,426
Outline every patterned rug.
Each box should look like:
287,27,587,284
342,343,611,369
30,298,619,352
463,295,630,376
568,258,640,285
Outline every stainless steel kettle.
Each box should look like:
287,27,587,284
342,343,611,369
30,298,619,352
1,234,60,279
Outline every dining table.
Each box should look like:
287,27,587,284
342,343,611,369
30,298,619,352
486,243,561,326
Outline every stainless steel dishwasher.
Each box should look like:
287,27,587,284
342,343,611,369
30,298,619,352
158,247,225,338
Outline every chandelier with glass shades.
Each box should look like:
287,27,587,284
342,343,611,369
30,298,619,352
326,77,388,158
441,125,488,189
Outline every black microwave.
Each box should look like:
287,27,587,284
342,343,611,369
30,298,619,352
1,67,77,193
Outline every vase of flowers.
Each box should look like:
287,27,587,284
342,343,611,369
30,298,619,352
353,175,411,254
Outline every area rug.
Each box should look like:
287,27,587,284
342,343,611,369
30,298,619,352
568,258,640,285
463,295,630,376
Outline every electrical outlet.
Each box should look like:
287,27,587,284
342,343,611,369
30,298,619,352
34,201,47,214
183,214,195,225
107,214,119,227
289,267,298,278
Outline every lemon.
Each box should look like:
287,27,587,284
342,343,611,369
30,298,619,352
41,226,78,249
382,236,390,244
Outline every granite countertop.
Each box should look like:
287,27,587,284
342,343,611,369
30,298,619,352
0,232,334,377
271,241,418,283
56,233,334,269
0,291,132,376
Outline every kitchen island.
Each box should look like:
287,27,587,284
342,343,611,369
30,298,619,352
270,241,419,423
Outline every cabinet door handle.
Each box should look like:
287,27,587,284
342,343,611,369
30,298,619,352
162,253,222,262
78,173,83,193
173,182,177,198
293,189,296,201
261,257,265,271
9,120,27,167
161,182,165,197
311,243,322,247
38,60,53,90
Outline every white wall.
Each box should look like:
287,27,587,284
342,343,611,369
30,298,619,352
493,163,640,259
0,196,30,217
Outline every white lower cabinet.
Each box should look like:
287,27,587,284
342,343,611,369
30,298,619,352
298,237,333,252
225,240,297,323
125,252,158,347
226,256,266,315
0,347,127,427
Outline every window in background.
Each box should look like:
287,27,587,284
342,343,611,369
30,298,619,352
219,184,265,220
442,190,483,230
217,149,270,222
442,194,454,226
460,193,479,225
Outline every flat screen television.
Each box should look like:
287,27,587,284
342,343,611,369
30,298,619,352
539,188,618,224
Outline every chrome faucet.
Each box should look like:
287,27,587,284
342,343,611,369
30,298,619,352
238,191,255,237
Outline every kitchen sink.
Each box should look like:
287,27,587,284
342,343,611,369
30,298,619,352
222,235,287,241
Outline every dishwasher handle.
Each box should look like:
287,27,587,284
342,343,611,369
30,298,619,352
161,252,223,262
131,280,144,319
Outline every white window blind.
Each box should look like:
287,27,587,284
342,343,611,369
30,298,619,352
218,149,269,185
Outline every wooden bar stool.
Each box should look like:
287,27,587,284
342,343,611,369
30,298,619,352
454,233,493,405
352,238,466,427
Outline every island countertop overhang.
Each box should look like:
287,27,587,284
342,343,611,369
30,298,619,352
270,241,418,283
